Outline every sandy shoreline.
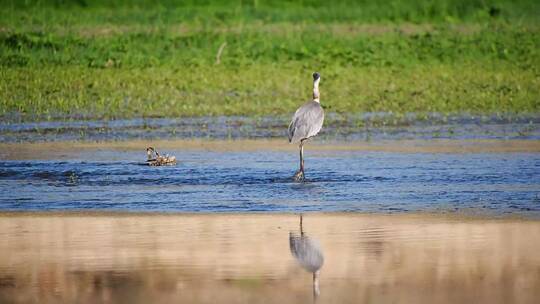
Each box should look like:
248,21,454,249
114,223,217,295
0,210,537,221
1,138,540,160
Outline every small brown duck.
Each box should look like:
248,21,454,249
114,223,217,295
146,147,177,166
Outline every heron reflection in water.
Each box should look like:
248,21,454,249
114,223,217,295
289,215,325,299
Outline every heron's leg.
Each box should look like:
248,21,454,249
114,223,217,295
300,141,305,174
293,141,305,181
300,214,304,235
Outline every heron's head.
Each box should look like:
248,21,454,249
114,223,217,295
312,72,321,102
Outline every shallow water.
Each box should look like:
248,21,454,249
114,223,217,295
2,114,539,303
0,213,539,304
1,148,539,215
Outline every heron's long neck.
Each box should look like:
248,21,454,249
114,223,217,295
312,79,320,103
313,270,321,297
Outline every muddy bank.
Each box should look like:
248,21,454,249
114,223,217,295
1,138,540,160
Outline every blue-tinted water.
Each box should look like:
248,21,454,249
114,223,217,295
1,114,539,142
1,150,539,215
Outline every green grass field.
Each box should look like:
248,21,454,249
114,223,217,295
1,0,539,121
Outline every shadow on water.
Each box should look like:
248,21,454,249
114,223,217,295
1,213,539,304
289,215,325,301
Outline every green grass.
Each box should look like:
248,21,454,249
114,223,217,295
1,0,539,121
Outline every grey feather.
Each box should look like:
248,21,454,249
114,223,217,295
288,101,325,143
289,232,325,273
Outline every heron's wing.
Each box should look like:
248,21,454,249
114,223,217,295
289,233,325,272
288,101,324,143
287,118,296,143
288,104,307,142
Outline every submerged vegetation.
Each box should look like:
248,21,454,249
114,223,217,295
0,0,539,121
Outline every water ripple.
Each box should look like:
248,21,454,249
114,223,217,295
0,151,539,215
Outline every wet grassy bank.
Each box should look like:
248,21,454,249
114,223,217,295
1,0,539,121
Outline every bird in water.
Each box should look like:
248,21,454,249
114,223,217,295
288,72,325,181
289,215,325,299
146,147,176,166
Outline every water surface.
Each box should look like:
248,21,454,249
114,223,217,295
0,213,538,304
1,147,539,215
1,113,538,142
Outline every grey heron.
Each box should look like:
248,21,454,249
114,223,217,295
288,72,325,181
289,215,325,299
